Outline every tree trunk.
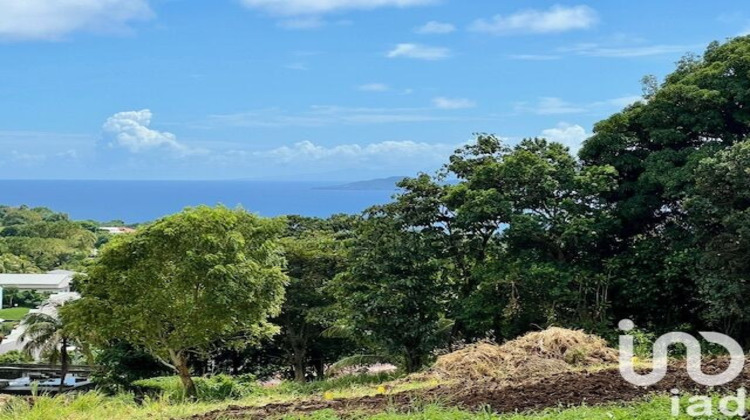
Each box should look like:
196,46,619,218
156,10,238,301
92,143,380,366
173,353,197,399
59,337,69,394
292,347,306,383
403,349,423,374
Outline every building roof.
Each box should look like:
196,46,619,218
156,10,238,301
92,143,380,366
0,272,73,290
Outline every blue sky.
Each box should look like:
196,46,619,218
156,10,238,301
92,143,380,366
0,0,748,181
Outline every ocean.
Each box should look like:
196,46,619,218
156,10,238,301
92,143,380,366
0,180,397,223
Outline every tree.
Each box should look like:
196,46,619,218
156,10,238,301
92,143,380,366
686,140,750,336
63,206,288,398
579,35,750,332
277,216,354,382
19,312,75,392
332,208,448,373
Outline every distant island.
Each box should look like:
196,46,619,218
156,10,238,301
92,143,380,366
317,176,406,191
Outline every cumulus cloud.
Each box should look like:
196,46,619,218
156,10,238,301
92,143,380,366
414,21,455,34
255,140,458,164
387,43,450,60
102,109,193,155
240,0,435,15
469,5,597,35
433,97,476,109
0,0,153,41
540,122,589,152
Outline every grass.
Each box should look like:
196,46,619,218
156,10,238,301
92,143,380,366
1,393,742,420
0,373,742,419
0,373,440,420
0,307,30,321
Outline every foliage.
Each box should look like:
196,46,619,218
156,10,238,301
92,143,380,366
91,341,173,394
2,288,47,309
63,206,288,397
0,206,96,271
19,302,85,392
686,140,750,334
332,206,449,373
274,215,357,382
578,35,750,335
0,350,32,364
132,374,258,402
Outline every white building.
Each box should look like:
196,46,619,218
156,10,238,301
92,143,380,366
99,226,135,234
0,270,74,293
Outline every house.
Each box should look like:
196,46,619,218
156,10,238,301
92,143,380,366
0,270,75,293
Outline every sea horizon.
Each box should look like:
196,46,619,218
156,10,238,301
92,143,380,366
0,179,398,223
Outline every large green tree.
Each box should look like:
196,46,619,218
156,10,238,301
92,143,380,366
686,140,750,335
332,207,448,373
579,35,750,332
276,215,355,382
63,206,288,397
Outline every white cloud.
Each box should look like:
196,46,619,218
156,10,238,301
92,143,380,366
560,42,699,58
240,0,435,16
414,21,455,34
11,150,47,165
540,122,589,153
278,16,326,29
255,140,458,164
0,0,153,41
387,43,450,60
517,97,586,115
358,83,390,92
103,109,194,155
433,97,476,109
517,95,643,115
469,5,597,35
208,105,464,127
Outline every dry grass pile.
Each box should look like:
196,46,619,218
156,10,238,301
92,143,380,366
429,327,617,382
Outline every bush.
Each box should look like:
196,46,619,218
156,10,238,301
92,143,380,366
132,374,258,402
0,350,31,364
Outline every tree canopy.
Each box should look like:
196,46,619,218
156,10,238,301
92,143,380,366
63,206,288,396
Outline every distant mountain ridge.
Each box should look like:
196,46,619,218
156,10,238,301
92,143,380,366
317,176,406,191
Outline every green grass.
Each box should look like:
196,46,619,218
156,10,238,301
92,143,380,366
0,307,30,321
0,375,743,420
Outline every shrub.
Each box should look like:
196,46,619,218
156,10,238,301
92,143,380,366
0,350,31,364
132,374,258,402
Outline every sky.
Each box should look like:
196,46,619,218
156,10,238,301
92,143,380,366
0,0,748,181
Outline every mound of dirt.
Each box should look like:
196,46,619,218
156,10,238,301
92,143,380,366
429,327,617,382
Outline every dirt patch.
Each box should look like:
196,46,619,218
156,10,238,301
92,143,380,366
188,359,750,419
